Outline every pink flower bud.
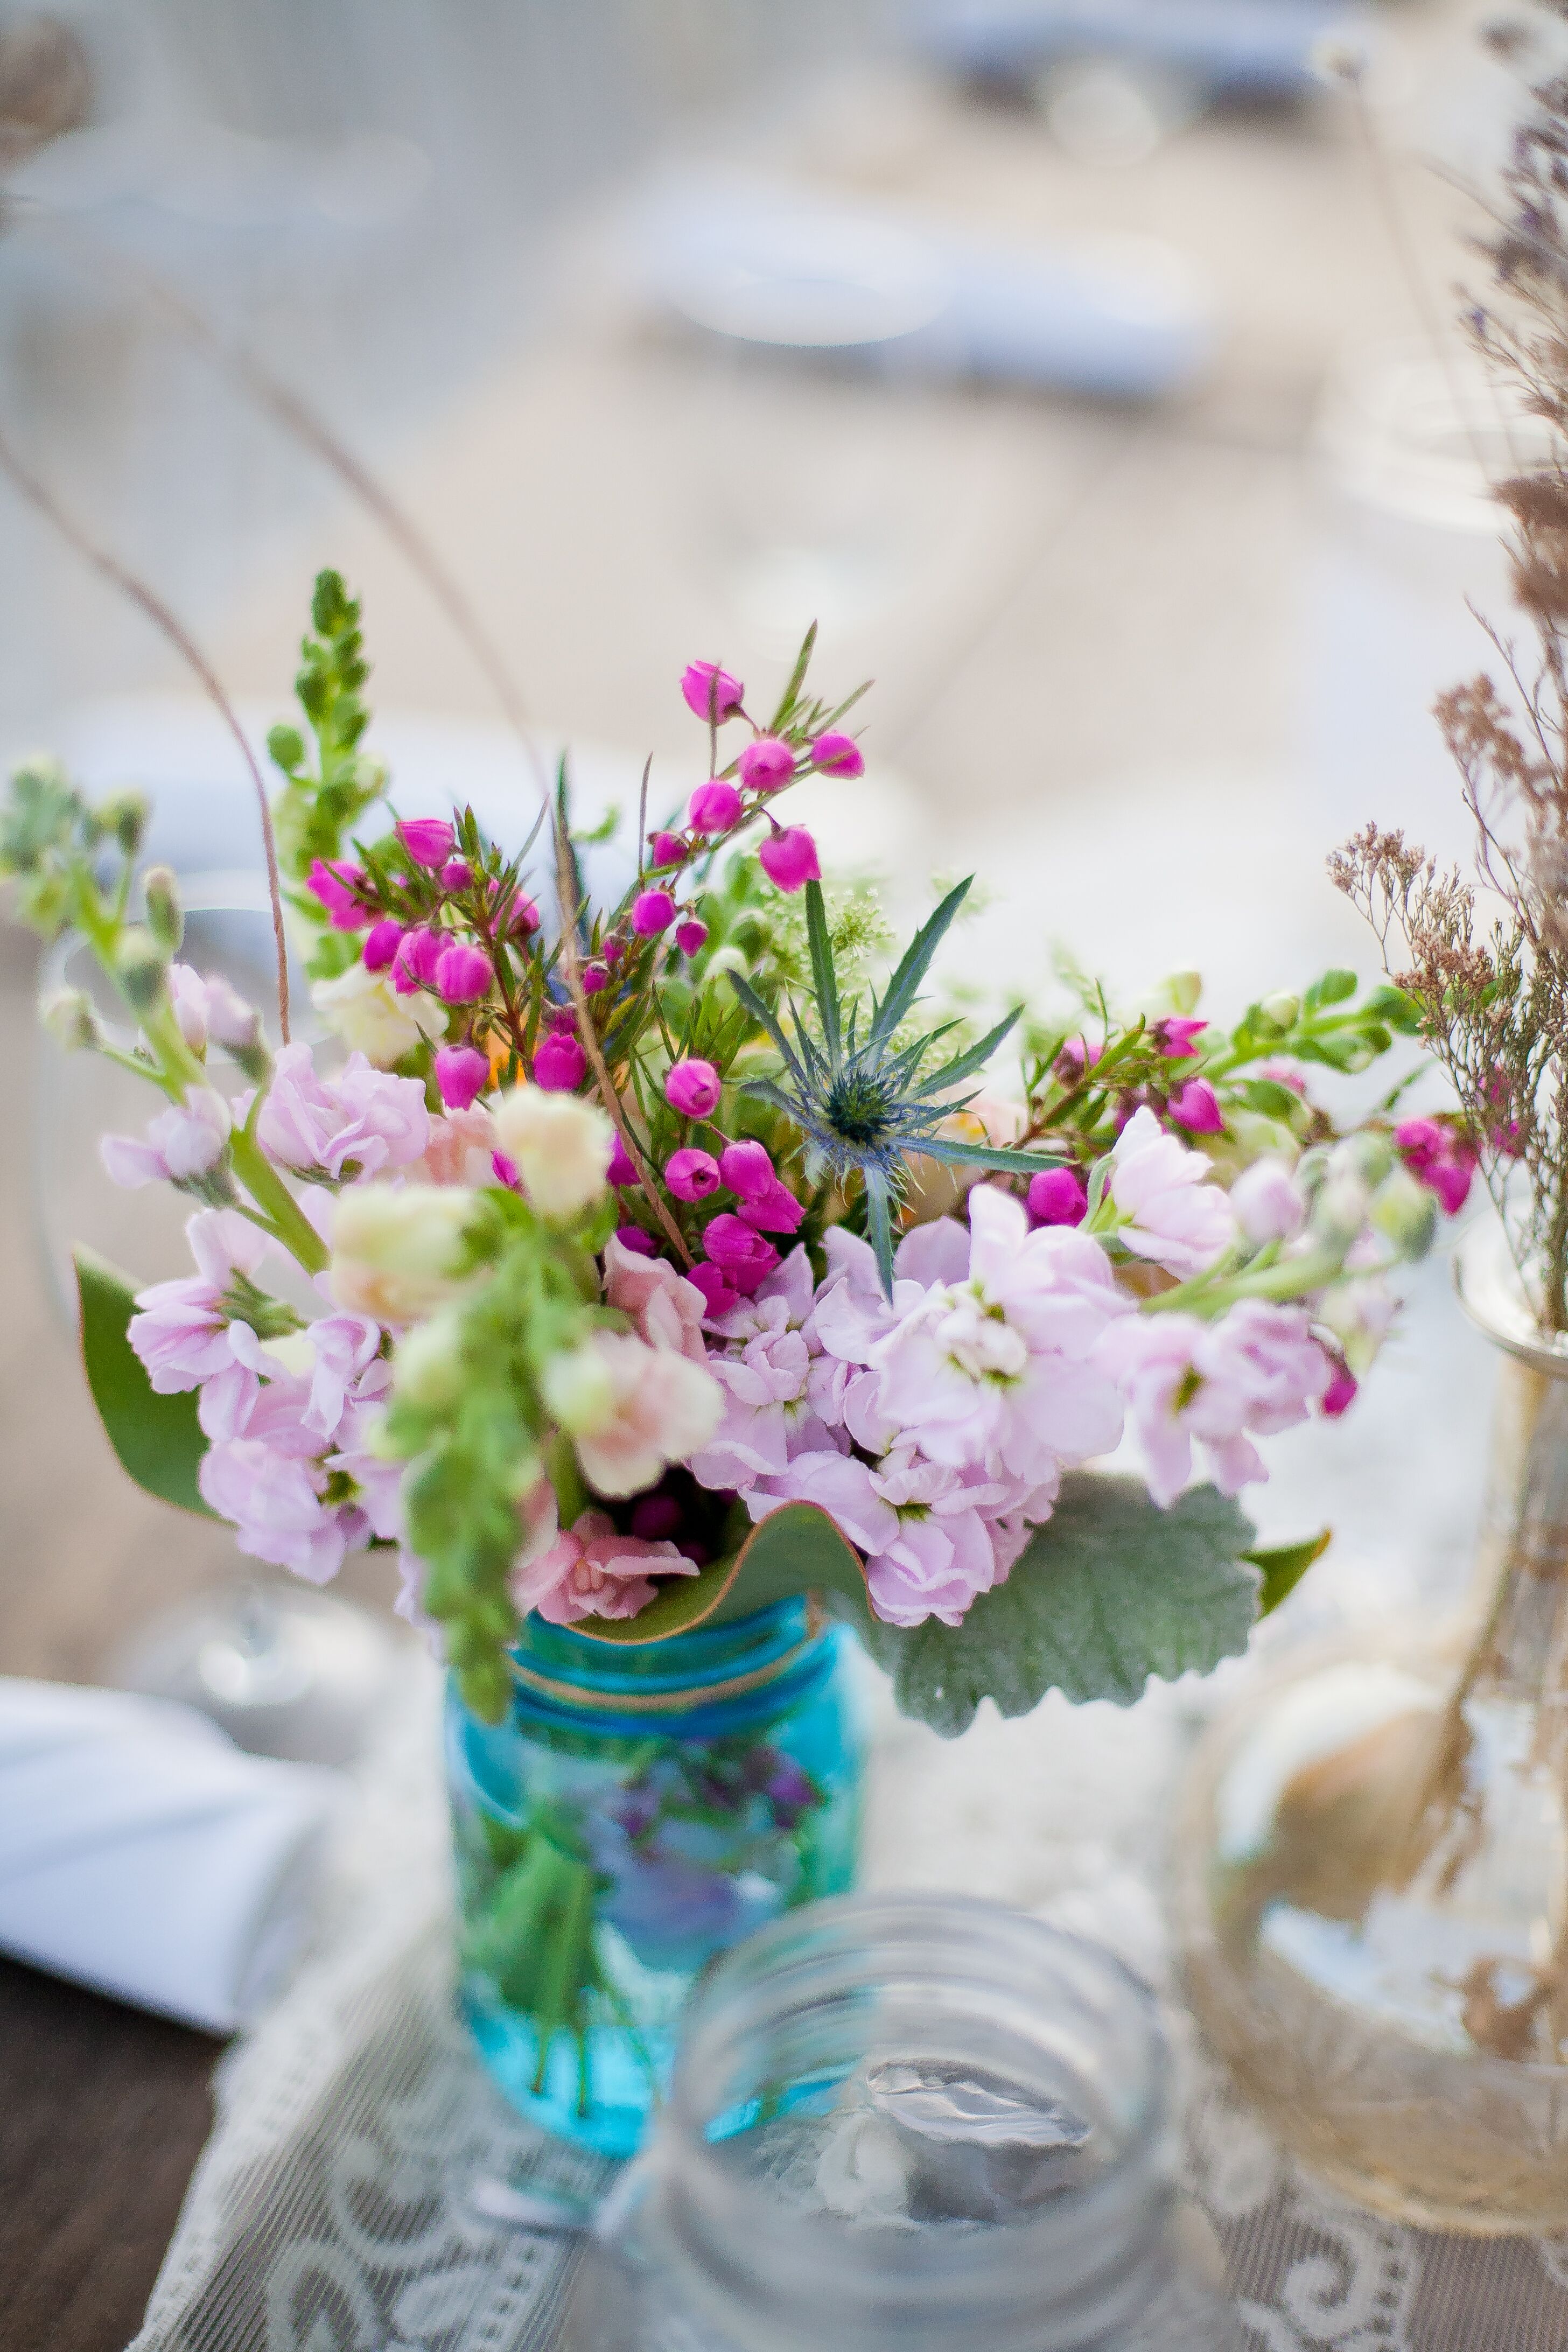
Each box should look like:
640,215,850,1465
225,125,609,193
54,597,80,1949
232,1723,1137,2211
702,1211,780,1294
687,1261,740,1319
632,889,677,936
533,1032,587,1092
615,1224,657,1258
1425,1156,1474,1215
1394,1117,1445,1173
435,1044,490,1110
1027,1167,1088,1227
631,1492,681,1538
307,858,366,930
649,831,688,870
681,661,744,723
666,1146,721,1202
666,1058,722,1119
810,730,864,778
603,937,626,965
739,735,795,790
675,920,708,957
362,919,405,972
758,825,821,893
492,1150,522,1191
1321,1362,1358,1417
582,961,611,994
392,927,445,995
433,941,492,1005
1156,1017,1207,1061
607,1136,639,1187
507,892,542,938
689,780,744,836
397,817,456,870
439,858,473,892
1168,1078,1224,1135
719,1138,774,1200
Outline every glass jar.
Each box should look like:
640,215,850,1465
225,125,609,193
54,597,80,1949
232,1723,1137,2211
447,1598,867,2158
1172,1219,1568,2232
564,1894,1242,2351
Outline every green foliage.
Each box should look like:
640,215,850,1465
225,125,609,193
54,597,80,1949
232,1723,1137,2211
845,1475,1260,1737
573,1502,869,1644
74,1251,215,1518
267,569,386,971
1245,1527,1332,1614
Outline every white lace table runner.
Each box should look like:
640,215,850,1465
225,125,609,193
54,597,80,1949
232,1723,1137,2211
125,1642,1568,2352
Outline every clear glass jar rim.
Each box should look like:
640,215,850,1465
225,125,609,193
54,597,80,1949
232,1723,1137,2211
1454,1217,1568,1378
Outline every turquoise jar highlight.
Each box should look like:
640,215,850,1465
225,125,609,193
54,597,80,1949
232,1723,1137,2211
447,1598,868,2158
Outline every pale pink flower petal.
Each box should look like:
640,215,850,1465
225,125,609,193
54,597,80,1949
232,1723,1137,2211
603,1233,709,1366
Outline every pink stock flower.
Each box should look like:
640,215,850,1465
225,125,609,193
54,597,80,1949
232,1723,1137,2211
632,888,677,936
397,818,455,869
101,1087,231,1188
200,1439,351,1581
1229,1157,1306,1244
433,941,492,1005
666,1146,720,1202
439,859,472,891
759,826,820,893
738,1179,804,1236
435,1044,491,1111
307,858,366,930
1155,1017,1207,1061
569,1331,724,1496
689,1319,820,1489
860,1458,1008,1629
533,1032,587,1092
675,919,708,956
810,731,864,778
363,919,405,973
252,1043,429,1180
392,927,445,995
681,662,744,723
702,1212,780,1295
719,1138,774,1200
689,780,743,836
513,1509,696,1627
1109,1107,1234,1277
1096,1301,1331,1507
602,1230,710,1368
739,736,795,790
666,1058,722,1118
301,1313,384,1440
649,831,687,870
411,1104,497,1186
1027,1168,1087,1227
1167,1077,1224,1136
127,1210,272,1394
167,962,209,1051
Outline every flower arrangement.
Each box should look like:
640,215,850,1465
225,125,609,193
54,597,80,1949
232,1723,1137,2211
5,575,1461,1740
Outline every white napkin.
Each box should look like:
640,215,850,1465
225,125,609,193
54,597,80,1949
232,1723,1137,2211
0,1676,341,2033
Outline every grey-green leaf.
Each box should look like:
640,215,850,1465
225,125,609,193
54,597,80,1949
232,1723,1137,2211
848,1473,1258,1737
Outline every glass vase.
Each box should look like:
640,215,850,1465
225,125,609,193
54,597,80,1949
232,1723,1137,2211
446,1598,868,2158
1172,1219,1568,2233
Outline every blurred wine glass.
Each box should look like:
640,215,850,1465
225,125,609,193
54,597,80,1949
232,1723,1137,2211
34,872,397,1764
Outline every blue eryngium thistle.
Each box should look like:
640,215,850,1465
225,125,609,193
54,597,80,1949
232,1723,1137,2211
730,879,1066,1291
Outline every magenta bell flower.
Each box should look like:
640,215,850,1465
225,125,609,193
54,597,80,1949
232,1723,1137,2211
439,858,473,892
648,831,687,870
689,780,743,836
758,825,820,893
392,927,445,995
1027,1167,1088,1227
1322,1362,1359,1417
739,736,794,790
702,1211,780,1294
505,890,542,937
666,1146,720,1202
666,1058,722,1118
687,1261,739,1317
397,817,456,870
533,1032,587,1091
615,1224,657,1258
1156,1017,1207,1061
632,889,677,936
718,1138,773,1201
1167,1078,1224,1135
810,731,864,779
307,858,366,930
608,1135,639,1187
582,962,611,994
362,919,405,973
435,1044,490,1111
434,941,491,1004
675,920,708,957
681,661,744,723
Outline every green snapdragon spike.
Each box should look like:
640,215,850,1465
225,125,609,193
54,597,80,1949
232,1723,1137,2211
732,878,1069,1291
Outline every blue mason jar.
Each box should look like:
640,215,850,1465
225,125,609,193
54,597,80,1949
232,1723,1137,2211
446,1599,868,2158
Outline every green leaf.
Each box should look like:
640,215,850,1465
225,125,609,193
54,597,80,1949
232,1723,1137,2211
912,1135,1069,1177
570,1503,870,1646
804,880,841,1060
912,1006,1023,1099
851,1474,1259,1737
1244,1528,1331,1615
74,1249,215,1518
870,879,971,1046
1311,968,1357,1008
1241,1077,1301,1119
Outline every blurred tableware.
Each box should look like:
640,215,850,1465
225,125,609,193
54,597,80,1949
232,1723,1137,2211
900,0,1368,104
564,1894,1242,2349
0,1673,338,2029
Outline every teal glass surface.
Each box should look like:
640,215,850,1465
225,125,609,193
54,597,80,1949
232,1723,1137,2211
447,1600,868,2158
